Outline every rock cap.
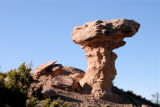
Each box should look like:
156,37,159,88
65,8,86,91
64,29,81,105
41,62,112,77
72,19,140,45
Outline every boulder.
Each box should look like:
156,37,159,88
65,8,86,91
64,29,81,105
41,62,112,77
69,73,84,81
32,60,57,79
62,66,85,75
34,60,57,73
42,88,57,98
51,76,79,91
50,64,64,77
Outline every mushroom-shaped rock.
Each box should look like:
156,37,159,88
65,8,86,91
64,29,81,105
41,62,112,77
72,19,140,99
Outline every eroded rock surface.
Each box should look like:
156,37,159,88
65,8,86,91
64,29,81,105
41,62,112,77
32,61,84,79
51,76,77,90
72,19,140,99
34,60,57,73
31,60,85,97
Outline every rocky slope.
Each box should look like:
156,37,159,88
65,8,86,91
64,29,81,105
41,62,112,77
30,60,158,107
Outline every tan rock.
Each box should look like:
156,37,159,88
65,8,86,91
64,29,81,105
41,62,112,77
72,19,140,45
69,73,84,81
42,89,57,98
34,60,57,73
32,61,85,92
51,75,79,90
62,66,85,74
50,64,64,77
32,60,57,79
72,19,140,99
141,105,152,107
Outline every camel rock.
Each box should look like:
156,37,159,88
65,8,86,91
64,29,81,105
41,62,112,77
72,19,140,99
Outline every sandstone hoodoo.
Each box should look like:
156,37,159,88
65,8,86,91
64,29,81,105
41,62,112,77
28,20,157,106
72,19,140,99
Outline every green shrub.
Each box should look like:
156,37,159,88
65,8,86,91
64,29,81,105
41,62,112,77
0,63,69,107
42,98,68,107
0,63,33,107
30,85,43,99
42,98,52,107
26,97,38,107
0,72,7,77
5,63,33,94
51,98,68,107
50,101,68,107
0,74,4,88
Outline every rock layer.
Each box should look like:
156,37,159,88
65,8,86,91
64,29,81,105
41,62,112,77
72,19,140,99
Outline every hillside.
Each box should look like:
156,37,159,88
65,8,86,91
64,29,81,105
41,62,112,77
0,62,159,107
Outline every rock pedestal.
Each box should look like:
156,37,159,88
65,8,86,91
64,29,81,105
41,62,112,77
82,42,117,99
72,19,140,99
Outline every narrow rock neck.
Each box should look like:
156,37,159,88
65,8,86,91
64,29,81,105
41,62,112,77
80,43,117,98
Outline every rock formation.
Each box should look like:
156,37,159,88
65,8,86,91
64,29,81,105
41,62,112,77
32,60,84,79
72,19,140,99
31,60,85,97
51,75,78,90
32,60,57,79
29,20,156,107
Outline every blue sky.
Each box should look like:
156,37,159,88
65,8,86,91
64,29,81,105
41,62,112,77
0,0,160,100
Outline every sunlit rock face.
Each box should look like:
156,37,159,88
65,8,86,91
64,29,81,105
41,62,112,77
31,60,85,97
72,19,140,99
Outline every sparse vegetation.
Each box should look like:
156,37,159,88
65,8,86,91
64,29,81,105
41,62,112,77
0,63,32,107
42,98,68,107
26,97,38,107
151,92,160,105
112,86,160,107
0,63,68,107
0,63,158,107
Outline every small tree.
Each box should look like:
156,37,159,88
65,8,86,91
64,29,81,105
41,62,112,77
5,63,33,94
0,63,33,107
151,92,160,105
